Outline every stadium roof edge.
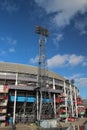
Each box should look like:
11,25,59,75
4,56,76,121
0,62,65,81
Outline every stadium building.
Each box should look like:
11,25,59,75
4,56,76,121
0,62,85,126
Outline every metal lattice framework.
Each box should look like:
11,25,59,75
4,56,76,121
35,26,54,121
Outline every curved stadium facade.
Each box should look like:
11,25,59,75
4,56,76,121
0,62,85,125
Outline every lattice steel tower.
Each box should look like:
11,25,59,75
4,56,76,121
35,26,49,90
35,26,54,121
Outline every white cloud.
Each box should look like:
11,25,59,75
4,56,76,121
0,36,17,54
35,0,87,27
69,54,85,66
65,73,83,80
30,55,38,64
53,33,63,46
29,53,87,68
0,36,17,45
48,54,86,68
9,48,15,53
0,0,18,13
75,17,87,35
83,62,87,66
30,54,86,68
48,54,68,68
77,78,87,87
6,37,17,45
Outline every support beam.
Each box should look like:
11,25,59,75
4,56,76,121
36,91,39,120
13,90,17,126
53,78,56,118
74,86,78,118
64,81,68,122
70,84,74,117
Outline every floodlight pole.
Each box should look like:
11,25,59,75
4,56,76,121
35,26,49,121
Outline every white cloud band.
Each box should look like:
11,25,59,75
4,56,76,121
35,0,87,27
48,54,85,68
29,54,87,68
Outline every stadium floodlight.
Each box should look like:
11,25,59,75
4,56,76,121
35,26,49,37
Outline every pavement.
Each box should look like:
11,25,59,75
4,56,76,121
59,117,87,128
0,118,87,130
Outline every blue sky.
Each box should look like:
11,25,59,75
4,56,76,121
0,0,87,99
